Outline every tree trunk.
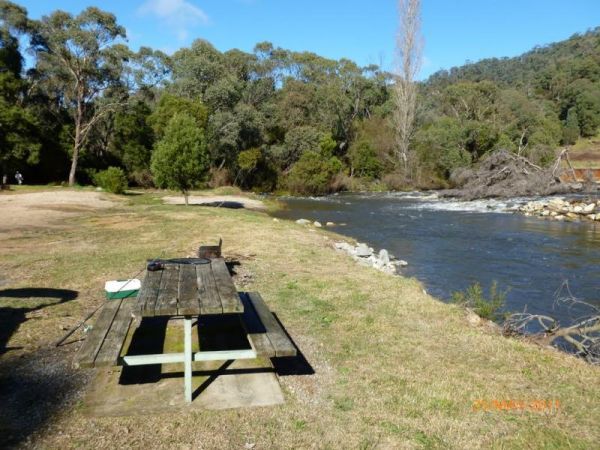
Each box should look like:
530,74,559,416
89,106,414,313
184,191,189,206
69,83,84,187
68,139,80,187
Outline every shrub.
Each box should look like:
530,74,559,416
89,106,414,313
348,139,383,179
287,151,342,195
94,167,128,194
451,281,508,322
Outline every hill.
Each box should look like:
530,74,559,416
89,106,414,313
412,28,600,186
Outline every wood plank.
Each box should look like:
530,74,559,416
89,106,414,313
178,264,200,315
75,299,123,368
154,264,180,316
196,263,222,314
247,292,296,357
94,299,135,367
211,258,243,313
238,292,275,358
139,269,163,317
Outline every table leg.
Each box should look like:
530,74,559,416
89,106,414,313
184,316,192,403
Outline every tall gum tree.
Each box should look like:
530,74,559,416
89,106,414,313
30,7,128,186
393,0,423,176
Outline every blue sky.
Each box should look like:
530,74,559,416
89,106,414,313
19,0,600,79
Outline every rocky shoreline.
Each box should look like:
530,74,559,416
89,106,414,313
517,198,600,222
333,241,408,275
291,217,408,274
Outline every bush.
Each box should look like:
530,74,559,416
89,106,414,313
451,281,508,322
348,139,383,179
287,151,342,195
94,167,128,194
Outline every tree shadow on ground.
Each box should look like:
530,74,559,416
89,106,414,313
180,201,246,209
0,288,85,448
0,288,78,355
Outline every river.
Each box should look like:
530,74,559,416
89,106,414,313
273,192,600,328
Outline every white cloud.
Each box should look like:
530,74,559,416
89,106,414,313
138,0,209,41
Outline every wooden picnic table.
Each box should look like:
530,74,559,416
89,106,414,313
76,254,296,404
135,258,244,317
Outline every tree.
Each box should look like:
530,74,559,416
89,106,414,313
31,7,129,185
151,113,209,205
392,0,422,174
563,107,580,145
0,1,40,177
110,100,154,185
348,139,382,179
148,93,207,140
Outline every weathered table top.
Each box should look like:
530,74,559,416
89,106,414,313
135,258,243,317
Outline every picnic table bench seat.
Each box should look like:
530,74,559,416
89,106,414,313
240,292,297,358
75,291,295,369
74,297,135,368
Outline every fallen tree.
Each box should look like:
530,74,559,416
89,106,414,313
443,149,592,200
503,281,600,365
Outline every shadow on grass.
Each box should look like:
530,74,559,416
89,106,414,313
0,288,83,447
0,288,78,355
179,201,245,209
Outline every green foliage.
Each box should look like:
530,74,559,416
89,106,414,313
2,1,600,193
149,94,208,139
348,139,383,179
237,147,261,172
150,113,209,201
111,101,154,185
93,166,128,194
563,108,580,145
276,126,324,169
451,281,508,322
287,151,342,195
414,117,471,177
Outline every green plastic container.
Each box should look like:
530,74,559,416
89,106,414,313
105,279,141,300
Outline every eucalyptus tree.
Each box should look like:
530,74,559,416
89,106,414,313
0,1,40,177
30,7,130,185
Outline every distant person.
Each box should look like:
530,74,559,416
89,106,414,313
15,171,23,185
2,174,7,186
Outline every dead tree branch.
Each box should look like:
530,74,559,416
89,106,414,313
504,281,600,364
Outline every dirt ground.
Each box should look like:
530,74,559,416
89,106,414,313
162,195,266,211
0,190,116,232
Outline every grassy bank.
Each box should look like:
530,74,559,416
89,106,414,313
1,188,599,449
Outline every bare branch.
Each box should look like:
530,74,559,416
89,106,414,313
392,0,423,176
504,281,600,364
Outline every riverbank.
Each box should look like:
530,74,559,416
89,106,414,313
517,197,600,222
1,188,599,448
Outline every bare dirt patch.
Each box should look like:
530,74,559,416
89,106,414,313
0,190,116,232
162,195,266,211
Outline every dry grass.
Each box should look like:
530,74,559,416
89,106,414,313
0,188,598,449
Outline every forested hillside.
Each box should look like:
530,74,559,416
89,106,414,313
1,0,599,194
416,27,600,180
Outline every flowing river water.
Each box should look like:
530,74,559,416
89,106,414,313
272,192,600,327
